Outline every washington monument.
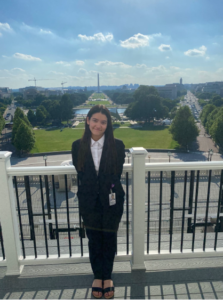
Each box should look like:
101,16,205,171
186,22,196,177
97,73,100,93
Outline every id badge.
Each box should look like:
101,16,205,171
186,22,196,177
109,189,116,206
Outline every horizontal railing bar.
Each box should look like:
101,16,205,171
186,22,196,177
7,164,132,176
145,161,223,171
186,213,223,218
7,161,223,177
38,218,79,224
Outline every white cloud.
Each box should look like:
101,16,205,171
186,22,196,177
205,56,210,60
104,72,116,78
11,68,26,72
88,70,98,76
56,61,71,67
95,60,132,68
21,23,53,36
166,56,170,59
216,68,223,73
170,66,180,70
184,45,207,57
158,44,172,52
78,32,113,42
120,33,161,49
135,64,148,68
49,71,65,75
13,53,42,61
75,60,85,66
66,75,79,80
0,22,12,32
78,68,88,76
148,65,167,73
0,22,13,36
40,29,53,35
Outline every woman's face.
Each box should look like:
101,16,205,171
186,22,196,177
87,112,108,140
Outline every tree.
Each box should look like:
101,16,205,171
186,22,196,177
14,107,31,126
200,104,216,127
125,94,167,123
50,101,61,121
60,94,73,123
170,107,178,119
209,114,223,148
14,107,25,120
27,109,36,125
12,109,32,144
134,85,158,102
13,121,35,154
169,106,199,149
36,107,46,124
0,115,5,133
211,95,223,107
205,108,219,133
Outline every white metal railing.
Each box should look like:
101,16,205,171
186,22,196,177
0,149,223,276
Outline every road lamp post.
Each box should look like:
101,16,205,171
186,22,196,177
168,151,171,163
209,149,213,161
43,155,47,166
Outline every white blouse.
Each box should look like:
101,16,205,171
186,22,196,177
91,134,105,174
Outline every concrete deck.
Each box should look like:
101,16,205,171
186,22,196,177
1,256,223,299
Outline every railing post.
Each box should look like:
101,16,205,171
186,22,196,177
0,151,23,275
129,147,148,270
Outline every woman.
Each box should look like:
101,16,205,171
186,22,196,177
71,105,125,299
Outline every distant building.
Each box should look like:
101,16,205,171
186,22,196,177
45,89,62,97
20,87,39,100
19,86,63,99
0,87,11,98
166,83,184,91
191,81,223,96
84,86,87,92
202,81,223,96
156,85,177,100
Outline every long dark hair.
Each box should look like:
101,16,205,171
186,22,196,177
77,105,118,175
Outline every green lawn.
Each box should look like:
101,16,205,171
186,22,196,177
88,100,110,105
92,93,106,99
31,125,179,153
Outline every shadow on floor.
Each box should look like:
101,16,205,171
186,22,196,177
0,264,223,299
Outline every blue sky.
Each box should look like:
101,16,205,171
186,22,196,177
0,0,223,88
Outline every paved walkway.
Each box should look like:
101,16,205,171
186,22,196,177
191,124,219,153
1,256,223,299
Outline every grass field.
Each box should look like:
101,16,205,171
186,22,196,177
87,100,111,105
92,93,106,99
30,125,179,153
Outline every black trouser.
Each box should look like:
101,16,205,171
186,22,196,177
82,198,119,280
86,227,117,280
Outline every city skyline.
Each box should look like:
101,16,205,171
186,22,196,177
0,0,223,88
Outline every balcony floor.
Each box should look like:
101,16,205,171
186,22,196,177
1,256,223,299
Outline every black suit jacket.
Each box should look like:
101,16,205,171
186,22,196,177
71,138,126,216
